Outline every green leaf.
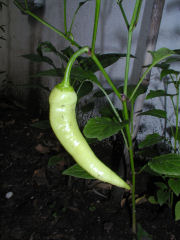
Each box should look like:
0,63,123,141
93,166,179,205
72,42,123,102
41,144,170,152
139,109,167,119
78,53,134,72
160,69,180,80
168,179,180,196
148,196,158,205
37,41,68,62
81,102,94,113
62,163,95,179
119,84,147,102
31,120,50,129
138,133,164,149
157,189,169,206
99,106,119,118
148,153,180,177
175,201,180,221
22,54,54,66
146,90,175,100
77,81,93,100
155,181,168,190
137,224,152,240
31,68,64,78
83,117,128,141
149,48,175,64
61,46,74,59
48,155,65,167
71,67,98,82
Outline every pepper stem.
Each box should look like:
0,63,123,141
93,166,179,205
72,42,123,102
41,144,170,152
62,46,90,87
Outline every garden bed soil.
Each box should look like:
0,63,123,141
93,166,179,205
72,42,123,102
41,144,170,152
1,100,180,240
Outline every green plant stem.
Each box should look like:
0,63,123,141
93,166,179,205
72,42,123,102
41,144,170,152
91,0,101,54
62,46,89,87
123,101,136,234
14,0,81,48
124,31,133,95
174,82,180,152
24,0,28,9
117,1,129,29
64,0,67,34
122,0,143,234
91,53,122,101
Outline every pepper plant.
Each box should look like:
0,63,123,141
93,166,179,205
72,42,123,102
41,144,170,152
138,60,180,221
13,0,178,236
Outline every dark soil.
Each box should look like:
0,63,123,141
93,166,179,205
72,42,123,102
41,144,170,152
1,101,180,240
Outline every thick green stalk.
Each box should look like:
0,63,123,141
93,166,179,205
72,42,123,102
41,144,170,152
122,0,143,234
91,0,101,53
123,101,136,233
124,30,133,95
62,46,89,87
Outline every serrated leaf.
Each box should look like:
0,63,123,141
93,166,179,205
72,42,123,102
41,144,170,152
175,201,180,221
168,179,180,196
139,109,167,119
62,163,95,179
77,81,93,100
157,189,169,206
48,155,65,167
81,102,94,113
146,90,175,100
31,120,50,129
138,133,164,149
148,153,180,177
83,117,128,141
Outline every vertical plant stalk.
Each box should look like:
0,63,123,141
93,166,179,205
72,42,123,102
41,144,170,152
64,0,67,35
122,0,143,234
174,80,180,152
91,0,101,54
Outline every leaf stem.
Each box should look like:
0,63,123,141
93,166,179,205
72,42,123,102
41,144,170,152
116,0,129,29
91,53,122,101
14,0,81,48
91,0,101,54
